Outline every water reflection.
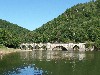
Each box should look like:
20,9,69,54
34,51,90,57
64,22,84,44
0,50,97,75
0,55,3,60
3,64,43,75
20,51,87,61
0,51,3,60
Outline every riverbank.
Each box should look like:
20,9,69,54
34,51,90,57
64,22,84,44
0,48,21,55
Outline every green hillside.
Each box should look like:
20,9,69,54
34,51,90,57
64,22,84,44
0,0,100,49
0,19,31,48
34,0,100,48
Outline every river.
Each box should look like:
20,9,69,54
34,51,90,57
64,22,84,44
0,50,100,75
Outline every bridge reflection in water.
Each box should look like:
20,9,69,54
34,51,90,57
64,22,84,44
0,50,95,75
20,50,86,61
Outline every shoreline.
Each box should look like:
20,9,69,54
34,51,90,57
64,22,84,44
0,47,99,55
0,48,21,55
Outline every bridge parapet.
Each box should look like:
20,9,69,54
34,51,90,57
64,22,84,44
20,43,86,51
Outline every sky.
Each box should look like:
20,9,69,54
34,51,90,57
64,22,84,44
0,0,90,30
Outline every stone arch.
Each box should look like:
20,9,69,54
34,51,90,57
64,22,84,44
28,45,33,50
52,46,68,51
41,45,47,50
73,45,80,51
35,45,40,49
21,45,27,50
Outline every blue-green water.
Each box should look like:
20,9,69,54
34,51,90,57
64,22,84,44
0,50,100,75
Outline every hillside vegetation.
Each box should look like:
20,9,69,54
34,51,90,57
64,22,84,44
0,19,32,48
34,0,100,49
0,0,100,49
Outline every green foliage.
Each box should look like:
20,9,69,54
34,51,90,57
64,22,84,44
95,38,100,49
34,0,100,48
0,19,31,48
0,0,100,49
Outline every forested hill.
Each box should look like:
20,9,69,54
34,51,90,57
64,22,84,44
34,0,100,48
0,0,100,49
0,19,32,48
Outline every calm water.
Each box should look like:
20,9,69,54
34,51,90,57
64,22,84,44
0,50,100,75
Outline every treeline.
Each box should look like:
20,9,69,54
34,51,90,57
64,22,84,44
34,0,100,49
0,19,32,48
0,0,100,49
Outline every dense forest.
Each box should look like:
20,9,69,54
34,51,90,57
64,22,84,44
0,19,32,48
0,0,100,49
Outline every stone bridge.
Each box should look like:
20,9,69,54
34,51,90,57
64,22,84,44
20,43,86,51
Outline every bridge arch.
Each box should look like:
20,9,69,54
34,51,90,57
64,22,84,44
28,45,33,50
73,45,79,51
35,45,40,49
41,45,47,50
21,45,27,50
52,46,68,51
